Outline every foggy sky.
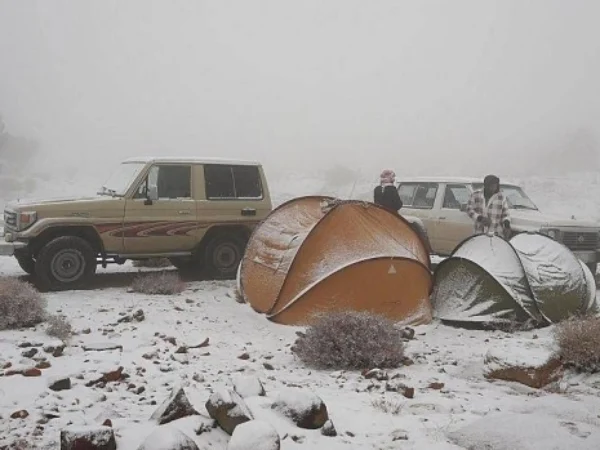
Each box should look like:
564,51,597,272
1,0,599,180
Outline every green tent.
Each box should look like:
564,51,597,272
431,232,597,327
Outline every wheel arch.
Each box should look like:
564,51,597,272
29,226,104,257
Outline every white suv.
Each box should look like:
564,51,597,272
397,177,600,273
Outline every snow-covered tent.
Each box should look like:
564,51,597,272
431,233,597,327
238,196,433,325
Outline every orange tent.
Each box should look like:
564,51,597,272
238,196,433,326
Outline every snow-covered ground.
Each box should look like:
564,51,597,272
1,169,600,449
1,257,600,449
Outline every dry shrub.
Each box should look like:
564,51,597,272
130,271,185,295
0,277,46,330
371,398,403,415
292,310,405,370
46,314,73,342
132,258,172,268
554,316,600,373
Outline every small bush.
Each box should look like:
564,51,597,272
371,398,403,415
0,277,46,330
46,314,73,342
292,310,405,370
132,258,172,268
130,271,185,295
554,316,600,373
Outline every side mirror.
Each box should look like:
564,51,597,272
145,186,158,205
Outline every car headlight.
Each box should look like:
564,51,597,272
540,228,560,240
18,211,37,230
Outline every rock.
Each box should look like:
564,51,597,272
137,427,198,450
321,420,337,437
392,429,409,441
19,342,33,348
363,368,388,380
206,389,253,435
2,361,11,369
228,420,280,450
429,382,445,390
10,410,29,419
188,337,209,349
86,366,125,387
44,343,66,357
117,315,132,323
175,346,188,354
385,381,414,398
60,425,116,450
82,343,123,352
82,328,92,334
164,337,177,346
271,389,328,429
483,349,563,389
150,386,199,425
238,353,250,360
232,374,266,398
22,348,38,358
263,363,274,371
102,419,112,427
23,368,42,377
401,327,415,340
49,377,72,392
36,361,52,370
133,309,145,322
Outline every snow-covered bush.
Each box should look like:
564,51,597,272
130,271,185,295
555,316,600,373
292,310,405,370
46,314,73,341
371,398,403,415
0,277,46,330
132,258,172,268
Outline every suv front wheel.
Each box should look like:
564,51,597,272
204,235,245,280
35,236,97,291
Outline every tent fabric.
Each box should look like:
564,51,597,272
431,232,597,327
239,196,433,326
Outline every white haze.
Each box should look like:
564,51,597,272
1,0,599,184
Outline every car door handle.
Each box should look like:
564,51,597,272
438,216,447,220
241,208,257,216
178,210,191,215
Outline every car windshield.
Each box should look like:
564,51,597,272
98,162,145,197
473,183,538,210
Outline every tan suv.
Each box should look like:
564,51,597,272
0,157,272,290
397,177,600,273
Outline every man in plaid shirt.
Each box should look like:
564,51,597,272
467,174,511,238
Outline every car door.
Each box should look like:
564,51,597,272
197,163,265,229
398,182,440,249
123,164,198,254
433,183,474,255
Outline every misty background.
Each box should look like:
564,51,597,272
0,0,599,211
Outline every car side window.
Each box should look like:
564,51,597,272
443,184,470,209
412,183,438,209
204,164,263,200
134,165,192,199
398,183,418,207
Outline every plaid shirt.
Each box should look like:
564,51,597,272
467,189,510,236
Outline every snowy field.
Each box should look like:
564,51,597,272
0,170,600,449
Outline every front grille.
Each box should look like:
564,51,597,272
3,210,16,229
561,231,598,251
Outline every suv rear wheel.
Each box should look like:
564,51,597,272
35,236,97,291
204,235,245,280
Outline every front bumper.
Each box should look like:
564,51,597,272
0,240,27,256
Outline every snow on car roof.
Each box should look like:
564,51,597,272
122,156,262,166
398,176,520,186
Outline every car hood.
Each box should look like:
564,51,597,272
511,209,600,230
5,196,118,209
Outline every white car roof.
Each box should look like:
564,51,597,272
122,156,262,166
399,176,519,186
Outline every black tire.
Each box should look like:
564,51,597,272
586,262,597,276
204,235,246,280
34,236,97,291
15,253,35,275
